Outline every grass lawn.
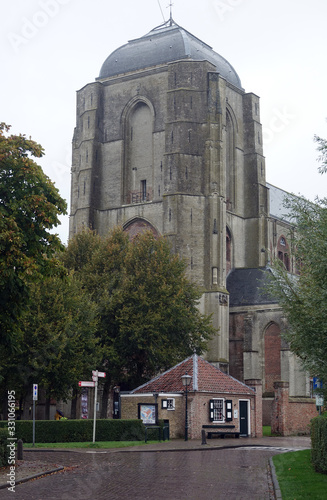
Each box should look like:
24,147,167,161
23,440,162,449
273,449,327,499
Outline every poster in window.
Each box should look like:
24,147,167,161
81,388,88,419
139,404,156,425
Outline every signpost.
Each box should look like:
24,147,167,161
313,378,324,415
32,384,38,447
316,395,324,407
78,381,95,388
79,370,106,443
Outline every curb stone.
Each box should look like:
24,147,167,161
269,457,282,500
0,466,64,490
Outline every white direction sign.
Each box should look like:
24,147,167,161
92,371,106,378
79,381,95,388
316,395,324,407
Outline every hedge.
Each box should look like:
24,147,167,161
0,428,9,467
311,413,327,474
0,419,145,443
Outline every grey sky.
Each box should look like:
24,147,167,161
1,0,326,243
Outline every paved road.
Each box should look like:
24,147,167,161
0,447,282,500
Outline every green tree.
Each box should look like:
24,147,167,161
268,156,327,402
113,231,212,385
314,133,327,174
64,228,214,416
1,273,100,419
0,123,67,351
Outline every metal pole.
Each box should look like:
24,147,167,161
32,400,35,447
93,371,98,443
185,384,188,441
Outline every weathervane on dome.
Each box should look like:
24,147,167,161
156,0,175,27
168,1,174,24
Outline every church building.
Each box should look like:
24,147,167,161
69,18,310,416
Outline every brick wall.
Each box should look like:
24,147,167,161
272,381,318,436
188,392,257,439
121,394,185,439
245,379,263,438
262,398,274,426
121,392,257,439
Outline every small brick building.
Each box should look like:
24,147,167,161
121,354,262,439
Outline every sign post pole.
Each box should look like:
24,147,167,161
93,371,98,443
32,384,38,447
78,371,106,444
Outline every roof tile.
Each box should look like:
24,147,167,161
131,355,253,395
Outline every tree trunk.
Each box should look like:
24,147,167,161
18,396,24,420
1,395,8,420
71,387,78,419
45,395,51,420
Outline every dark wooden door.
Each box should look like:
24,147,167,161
239,401,249,436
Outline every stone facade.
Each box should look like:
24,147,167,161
70,20,310,407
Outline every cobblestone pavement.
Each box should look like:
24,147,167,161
0,447,283,500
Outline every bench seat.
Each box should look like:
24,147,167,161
202,424,240,439
207,431,240,439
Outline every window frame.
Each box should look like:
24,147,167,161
161,398,175,411
209,398,225,423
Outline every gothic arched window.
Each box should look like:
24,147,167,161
226,227,232,275
226,110,235,209
277,235,290,271
124,100,153,204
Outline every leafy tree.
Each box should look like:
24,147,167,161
0,273,100,419
314,133,327,174
268,139,327,402
64,228,214,416
113,231,212,385
0,123,67,352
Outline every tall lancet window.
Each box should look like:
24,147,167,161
125,101,153,204
226,227,232,275
226,111,235,210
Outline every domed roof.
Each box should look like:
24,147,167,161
98,20,242,89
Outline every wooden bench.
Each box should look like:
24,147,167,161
202,425,240,439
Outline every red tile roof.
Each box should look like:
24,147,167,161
131,355,254,395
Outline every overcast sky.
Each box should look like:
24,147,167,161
2,0,327,243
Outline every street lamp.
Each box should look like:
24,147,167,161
181,372,192,441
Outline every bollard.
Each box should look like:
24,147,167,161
201,429,207,445
17,439,23,460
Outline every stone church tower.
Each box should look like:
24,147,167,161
70,19,309,405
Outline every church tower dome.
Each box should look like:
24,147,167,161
98,20,242,89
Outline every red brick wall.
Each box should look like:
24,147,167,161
245,379,263,438
272,382,319,436
262,398,274,426
287,398,318,435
